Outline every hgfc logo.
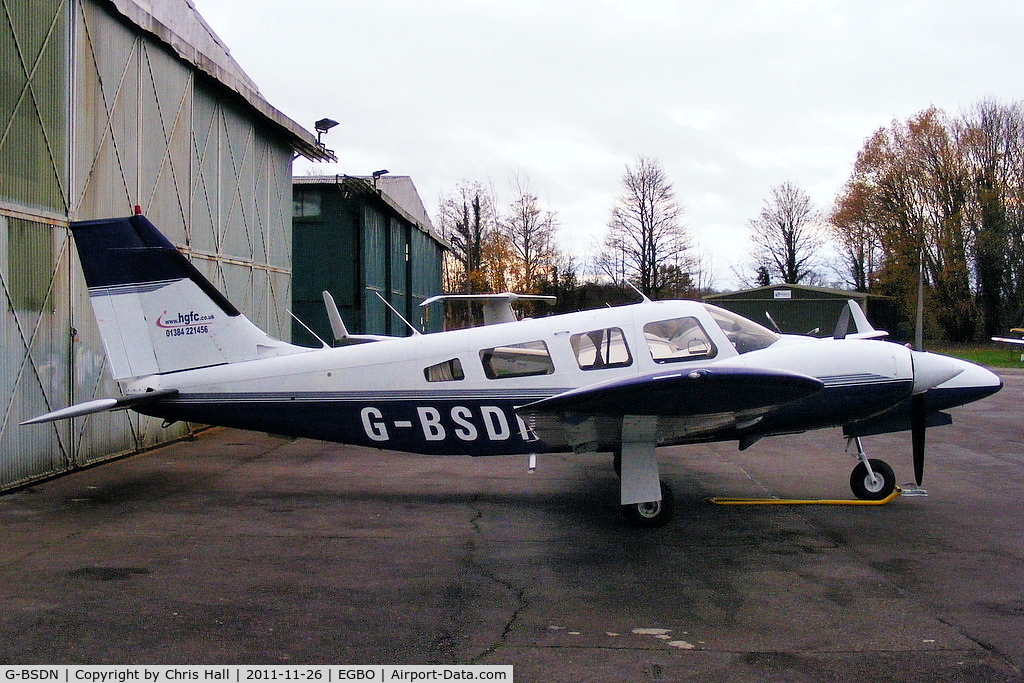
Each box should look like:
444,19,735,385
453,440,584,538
157,310,214,338
157,310,215,329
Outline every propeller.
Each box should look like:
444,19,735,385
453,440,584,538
908,350,962,486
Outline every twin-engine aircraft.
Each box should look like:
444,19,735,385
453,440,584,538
24,215,1003,526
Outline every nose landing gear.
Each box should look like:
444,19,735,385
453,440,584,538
847,437,897,500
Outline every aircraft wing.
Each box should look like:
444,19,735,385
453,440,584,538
993,336,1024,346
521,367,823,417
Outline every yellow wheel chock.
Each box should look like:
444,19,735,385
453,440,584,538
709,487,902,506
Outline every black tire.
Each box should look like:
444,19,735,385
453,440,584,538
850,459,896,500
622,482,674,528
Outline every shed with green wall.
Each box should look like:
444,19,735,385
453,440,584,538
705,285,898,338
292,175,447,344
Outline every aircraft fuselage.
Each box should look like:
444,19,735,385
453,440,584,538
128,300,998,457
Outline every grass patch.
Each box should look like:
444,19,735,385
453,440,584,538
926,341,1024,368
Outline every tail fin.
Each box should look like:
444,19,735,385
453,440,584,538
70,214,301,380
833,300,888,340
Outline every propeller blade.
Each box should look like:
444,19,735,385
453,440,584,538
911,393,926,485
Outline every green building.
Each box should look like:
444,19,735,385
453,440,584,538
705,285,898,338
292,175,447,345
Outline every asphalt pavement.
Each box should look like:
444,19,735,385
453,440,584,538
2,370,1023,681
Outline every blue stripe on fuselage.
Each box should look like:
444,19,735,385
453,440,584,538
137,377,921,455
137,395,552,456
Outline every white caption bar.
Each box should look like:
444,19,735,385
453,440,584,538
0,666,512,683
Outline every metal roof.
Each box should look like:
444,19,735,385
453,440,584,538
706,284,880,301
106,0,334,161
293,175,448,246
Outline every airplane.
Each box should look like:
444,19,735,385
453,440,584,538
993,328,1024,346
23,214,1004,527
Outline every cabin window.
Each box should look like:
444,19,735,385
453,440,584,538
480,340,554,379
571,327,633,370
424,358,465,382
644,317,717,363
702,304,780,354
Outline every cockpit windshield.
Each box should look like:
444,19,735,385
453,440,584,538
702,304,780,354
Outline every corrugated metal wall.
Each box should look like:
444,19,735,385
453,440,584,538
0,215,74,488
0,0,68,214
362,207,388,334
410,226,444,332
1,0,298,491
706,287,869,337
292,187,358,345
389,218,409,330
1,0,73,488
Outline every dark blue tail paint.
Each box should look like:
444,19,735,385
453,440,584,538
70,215,239,316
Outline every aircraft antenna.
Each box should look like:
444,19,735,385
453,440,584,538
624,281,652,303
374,292,421,335
287,309,329,348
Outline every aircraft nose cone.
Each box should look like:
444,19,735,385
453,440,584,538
911,350,963,394
941,358,1003,395
911,351,1003,409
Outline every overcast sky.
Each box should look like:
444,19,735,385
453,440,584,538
195,0,1024,290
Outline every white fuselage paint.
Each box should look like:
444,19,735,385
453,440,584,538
112,299,1003,457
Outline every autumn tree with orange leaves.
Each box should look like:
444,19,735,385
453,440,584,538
437,177,571,325
831,103,1024,341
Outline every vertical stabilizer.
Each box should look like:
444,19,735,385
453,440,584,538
70,215,302,380
833,300,888,340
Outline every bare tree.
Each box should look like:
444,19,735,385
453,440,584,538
602,156,692,298
731,259,773,290
689,245,719,295
747,181,826,285
502,176,559,292
437,180,497,294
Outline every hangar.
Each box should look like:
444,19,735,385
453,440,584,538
291,175,447,345
705,284,899,339
1,0,331,490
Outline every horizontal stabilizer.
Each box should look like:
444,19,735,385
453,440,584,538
521,367,823,417
21,389,179,425
420,292,556,325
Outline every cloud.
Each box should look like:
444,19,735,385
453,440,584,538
197,0,1024,289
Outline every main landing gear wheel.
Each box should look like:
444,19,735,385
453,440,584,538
849,458,896,501
622,482,674,528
